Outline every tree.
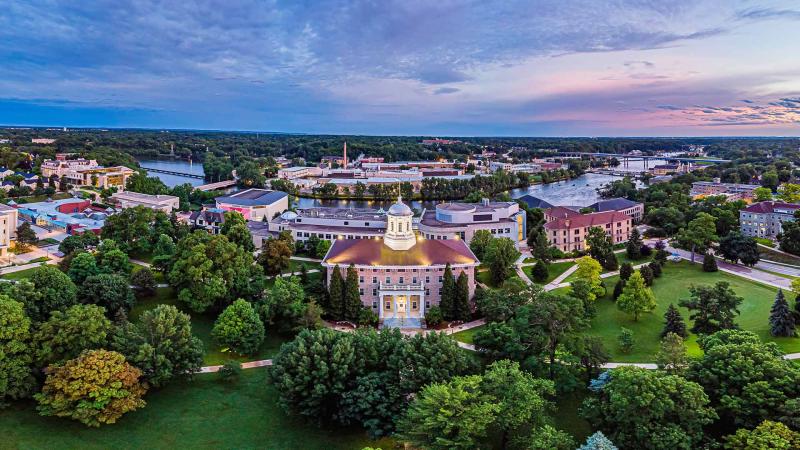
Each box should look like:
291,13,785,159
476,282,531,323
258,237,293,275
778,183,800,203
34,304,112,366
753,186,773,202
328,265,345,320
578,432,618,450
315,239,331,258
618,262,633,281
212,299,265,355
58,233,98,256
96,240,132,276
397,375,498,450
343,265,362,322
440,263,456,319
169,231,262,313
648,260,662,277
573,256,604,302
719,231,760,266
0,295,36,405
101,206,160,254
112,304,203,387
527,228,551,263
15,222,37,251
454,272,471,321
575,336,610,383
725,420,800,450
35,349,147,427
130,267,156,296
680,281,743,334
703,252,718,272
425,306,443,327
27,265,78,322
617,328,634,353
656,332,689,374
531,260,548,282
79,274,135,316
616,272,656,321
612,278,625,300
67,251,99,285
582,367,716,450
260,276,307,330
661,303,688,338
779,219,800,256
470,229,493,261
484,237,520,286
626,228,642,260
690,330,800,428
639,265,654,286
770,289,796,337
586,227,614,265
675,212,718,262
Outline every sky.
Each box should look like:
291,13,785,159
1,0,799,136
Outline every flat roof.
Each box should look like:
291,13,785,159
216,189,288,206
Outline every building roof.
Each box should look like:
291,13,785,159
544,210,631,230
324,237,478,266
215,189,288,206
742,201,800,214
545,206,582,220
516,194,554,209
190,210,225,224
589,197,641,212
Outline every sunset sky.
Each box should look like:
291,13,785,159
1,1,799,136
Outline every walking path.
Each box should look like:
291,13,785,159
290,256,323,262
544,264,578,290
666,246,791,290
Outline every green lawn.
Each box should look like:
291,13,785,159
131,287,287,366
0,266,44,280
523,261,575,284
451,327,481,344
477,269,520,288
564,252,653,282
131,263,166,283
0,369,391,450
458,261,800,363
12,192,72,204
590,261,799,362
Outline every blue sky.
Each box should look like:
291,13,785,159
1,0,799,136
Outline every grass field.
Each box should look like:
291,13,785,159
451,327,481,344
0,370,392,450
590,261,799,361
524,260,575,284
563,252,653,282
456,261,800,363
130,287,288,366
0,265,44,280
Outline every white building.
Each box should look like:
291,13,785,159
0,204,18,258
111,191,180,213
215,188,289,221
277,166,323,179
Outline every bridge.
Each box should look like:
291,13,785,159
141,166,205,179
557,152,730,164
195,179,238,191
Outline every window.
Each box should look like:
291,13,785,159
372,276,377,283
399,277,404,284
372,301,377,308
385,277,391,284
364,222,370,226
426,301,430,308
359,288,364,295
344,221,349,225
359,276,364,282
372,289,377,296
412,301,417,309
425,276,430,283
438,276,443,282
385,301,391,310
412,277,417,284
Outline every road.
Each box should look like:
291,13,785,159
666,245,791,290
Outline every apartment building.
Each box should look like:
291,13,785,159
543,206,632,252
740,201,800,239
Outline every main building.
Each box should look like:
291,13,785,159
322,196,479,328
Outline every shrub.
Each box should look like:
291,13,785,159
702,253,718,272
531,260,549,282
640,244,652,257
639,265,654,286
648,261,662,278
357,307,379,327
218,360,241,382
612,279,625,300
618,328,634,354
425,306,443,327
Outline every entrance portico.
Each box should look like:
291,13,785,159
379,282,425,328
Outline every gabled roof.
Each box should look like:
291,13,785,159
516,194,554,209
324,238,478,266
544,210,631,230
545,206,581,220
590,197,641,212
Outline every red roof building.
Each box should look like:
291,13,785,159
543,207,633,252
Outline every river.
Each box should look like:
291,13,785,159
137,157,661,209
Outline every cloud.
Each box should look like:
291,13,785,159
433,87,460,95
737,7,800,21
624,60,655,68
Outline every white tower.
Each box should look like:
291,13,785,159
384,195,416,251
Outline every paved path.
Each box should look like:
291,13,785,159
290,256,322,262
131,259,152,268
544,264,578,290
755,260,800,277
0,258,57,276
267,269,320,279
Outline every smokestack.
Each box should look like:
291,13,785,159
343,141,348,168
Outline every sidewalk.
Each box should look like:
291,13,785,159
666,245,791,290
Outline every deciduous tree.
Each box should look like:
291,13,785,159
656,332,689,374
675,212,718,262
34,304,112,366
79,274,135,316
616,272,656,321
725,420,800,450
35,349,147,427
470,229,493,261
212,299,265,355
0,295,36,405
27,265,78,322
485,237,520,286
680,282,742,334
67,251,99,285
